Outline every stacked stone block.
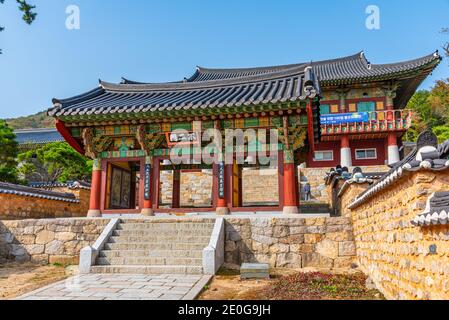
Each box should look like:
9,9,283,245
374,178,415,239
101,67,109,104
223,217,356,270
343,171,449,300
0,218,109,264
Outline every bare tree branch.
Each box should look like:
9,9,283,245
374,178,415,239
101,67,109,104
441,28,449,57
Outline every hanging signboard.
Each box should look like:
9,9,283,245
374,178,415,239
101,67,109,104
144,164,151,201
320,112,369,125
218,162,225,199
166,132,201,147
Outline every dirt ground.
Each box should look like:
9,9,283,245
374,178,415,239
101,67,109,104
0,262,74,300
198,268,384,300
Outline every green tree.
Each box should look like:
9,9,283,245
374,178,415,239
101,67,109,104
429,79,449,123
18,142,92,183
0,0,37,54
433,126,449,143
0,119,19,183
406,79,449,142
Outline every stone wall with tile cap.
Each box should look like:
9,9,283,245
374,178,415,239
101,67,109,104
0,189,90,220
342,170,449,300
0,218,109,265
223,217,357,270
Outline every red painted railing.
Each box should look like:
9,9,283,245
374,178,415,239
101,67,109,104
321,109,413,136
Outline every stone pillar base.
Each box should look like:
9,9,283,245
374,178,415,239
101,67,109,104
340,147,352,168
388,145,400,165
87,210,102,218
283,206,299,214
141,208,155,216
216,207,230,215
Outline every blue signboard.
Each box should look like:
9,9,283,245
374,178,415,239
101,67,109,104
218,162,225,199
320,112,369,125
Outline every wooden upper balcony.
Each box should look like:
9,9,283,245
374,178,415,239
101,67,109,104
321,109,413,136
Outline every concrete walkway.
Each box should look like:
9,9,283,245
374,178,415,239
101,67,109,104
17,274,211,300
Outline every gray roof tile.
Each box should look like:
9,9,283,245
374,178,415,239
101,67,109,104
49,51,441,118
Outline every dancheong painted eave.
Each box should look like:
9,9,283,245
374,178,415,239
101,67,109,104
48,51,441,121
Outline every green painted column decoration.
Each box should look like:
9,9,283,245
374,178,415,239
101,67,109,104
283,149,295,164
92,158,101,171
88,158,102,217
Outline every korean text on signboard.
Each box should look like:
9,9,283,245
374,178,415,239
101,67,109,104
320,112,369,125
144,164,151,201
218,162,225,199
166,132,200,147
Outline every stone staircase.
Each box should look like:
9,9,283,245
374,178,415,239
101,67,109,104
90,219,215,275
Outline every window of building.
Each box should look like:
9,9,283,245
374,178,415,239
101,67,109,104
355,148,377,160
314,150,334,161
357,101,376,113
320,104,330,115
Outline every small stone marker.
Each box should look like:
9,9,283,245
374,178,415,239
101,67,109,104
240,263,270,280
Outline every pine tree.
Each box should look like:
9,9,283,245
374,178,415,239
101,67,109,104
0,120,19,183
0,0,37,54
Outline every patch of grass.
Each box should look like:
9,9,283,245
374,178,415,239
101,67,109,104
248,272,384,300
52,263,63,268
216,267,240,276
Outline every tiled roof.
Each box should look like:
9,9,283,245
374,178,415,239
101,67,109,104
14,128,63,145
348,130,449,209
184,52,440,84
0,182,80,203
49,65,319,118
48,51,441,120
29,180,91,190
412,192,449,227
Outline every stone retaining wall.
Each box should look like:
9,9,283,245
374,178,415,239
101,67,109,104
342,171,449,300
0,189,90,220
223,217,356,270
0,218,109,265
300,165,388,203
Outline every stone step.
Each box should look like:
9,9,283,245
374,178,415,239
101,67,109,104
104,242,207,251
112,229,212,237
90,265,203,275
119,219,215,225
96,256,203,266
99,249,203,259
108,235,211,244
116,223,215,231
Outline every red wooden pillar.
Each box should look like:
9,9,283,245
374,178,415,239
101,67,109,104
387,133,400,165
172,169,181,208
88,159,102,217
141,156,154,216
225,163,234,209
340,135,352,167
282,150,299,214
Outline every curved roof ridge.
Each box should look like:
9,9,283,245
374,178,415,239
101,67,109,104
370,51,441,69
52,86,104,105
98,64,309,92
196,51,364,73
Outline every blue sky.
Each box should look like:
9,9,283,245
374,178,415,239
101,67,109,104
0,0,448,118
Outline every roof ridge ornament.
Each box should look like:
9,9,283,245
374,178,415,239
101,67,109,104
417,129,439,150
